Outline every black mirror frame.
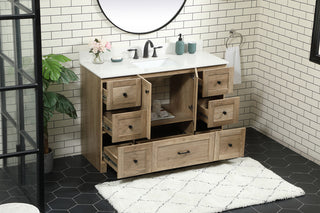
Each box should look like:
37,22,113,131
97,0,186,34
310,0,320,64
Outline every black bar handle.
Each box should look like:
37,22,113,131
177,150,190,155
145,90,149,94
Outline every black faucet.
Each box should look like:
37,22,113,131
143,40,154,58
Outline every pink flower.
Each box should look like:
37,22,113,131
89,38,111,54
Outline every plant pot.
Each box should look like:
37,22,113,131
44,148,54,174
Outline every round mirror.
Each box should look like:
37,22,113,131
97,0,186,34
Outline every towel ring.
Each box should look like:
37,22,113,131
226,30,243,48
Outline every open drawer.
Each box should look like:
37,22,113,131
103,110,148,143
214,127,246,161
199,67,234,97
104,143,152,178
103,77,141,110
198,97,240,128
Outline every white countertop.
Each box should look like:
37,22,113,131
79,51,228,79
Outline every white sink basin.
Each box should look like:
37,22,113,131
132,58,176,69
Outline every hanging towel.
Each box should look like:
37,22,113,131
225,45,241,84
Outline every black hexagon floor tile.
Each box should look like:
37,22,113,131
296,183,319,194
300,204,320,213
276,198,303,209
81,173,108,183
45,172,65,182
266,158,289,168
77,183,98,193
45,181,61,192
286,164,311,173
284,155,308,165
69,205,98,213
278,209,301,213
252,202,281,213
58,177,84,187
297,194,320,205
42,128,320,213
290,173,316,183
74,193,101,204
62,168,87,177
48,198,76,210
54,187,80,198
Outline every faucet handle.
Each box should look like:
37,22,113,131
152,46,163,58
128,48,139,59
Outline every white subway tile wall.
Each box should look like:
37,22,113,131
253,0,320,164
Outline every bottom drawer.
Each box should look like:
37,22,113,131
153,134,214,171
104,143,152,178
214,127,246,160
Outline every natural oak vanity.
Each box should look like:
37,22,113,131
80,51,245,179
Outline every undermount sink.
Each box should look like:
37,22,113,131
132,58,176,69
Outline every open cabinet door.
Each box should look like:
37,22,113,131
193,68,199,132
138,75,152,139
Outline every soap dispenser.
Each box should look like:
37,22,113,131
175,34,184,55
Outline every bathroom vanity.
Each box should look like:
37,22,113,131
80,51,245,179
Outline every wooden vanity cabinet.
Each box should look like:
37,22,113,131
81,65,245,178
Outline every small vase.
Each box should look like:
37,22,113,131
92,53,104,64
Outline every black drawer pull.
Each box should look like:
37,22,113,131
145,90,149,94
223,111,227,115
228,143,233,147
128,125,133,129
123,93,128,97
177,150,190,155
217,81,221,85
133,159,138,163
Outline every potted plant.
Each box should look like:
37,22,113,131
42,54,78,173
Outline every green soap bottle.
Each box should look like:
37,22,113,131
175,34,184,55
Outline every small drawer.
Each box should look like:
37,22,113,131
200,67,234,97
214,127,246,161
103,110,147,143
198,97,240,128
103,78,141,110
104,143,152,178
153,133,214,171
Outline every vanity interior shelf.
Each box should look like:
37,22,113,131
80,60,245,179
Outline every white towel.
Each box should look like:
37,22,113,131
225,45,241,84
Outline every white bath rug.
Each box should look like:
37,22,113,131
96,157,305,213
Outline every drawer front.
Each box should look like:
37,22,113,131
112,110,147,142
153,134,214,171
118,143,152,178
202,67,233,97
106,78,141,110
214,127,246,161
208,97,240,127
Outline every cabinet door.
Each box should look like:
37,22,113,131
138,75,152,139
202,67,234,97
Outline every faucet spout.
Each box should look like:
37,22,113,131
143,40,154,58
